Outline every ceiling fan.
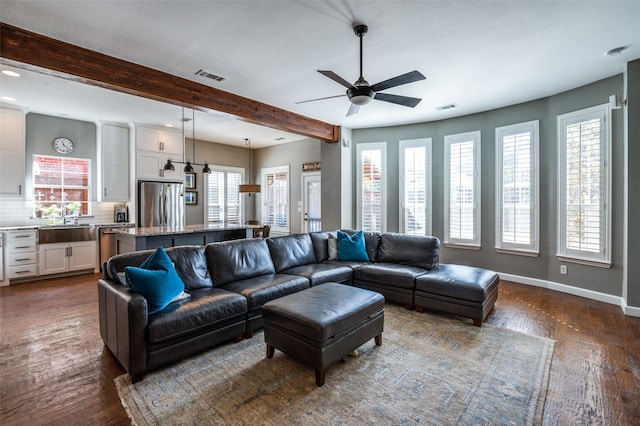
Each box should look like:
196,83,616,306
297,24,426,117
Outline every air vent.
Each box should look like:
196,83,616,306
435,103,457,111
195,69,226,82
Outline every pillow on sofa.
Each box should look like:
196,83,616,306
328,234,338,260
124,247,185,314
337,230,369,262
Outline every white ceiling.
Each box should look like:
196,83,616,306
1,1,639,148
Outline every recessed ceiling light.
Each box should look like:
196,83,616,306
1,70,21,77
1,96,16,101
165,124,174,127
605,46,627,57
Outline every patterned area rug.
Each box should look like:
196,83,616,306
115,304,554,425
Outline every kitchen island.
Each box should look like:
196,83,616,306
114,224,251,254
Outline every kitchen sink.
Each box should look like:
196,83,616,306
39,225,98,244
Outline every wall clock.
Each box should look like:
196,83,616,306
52,137,74,154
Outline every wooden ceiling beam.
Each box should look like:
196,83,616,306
0,23,340,142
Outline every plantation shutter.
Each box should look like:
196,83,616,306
360,147,383,232
226,171,241,225
448,140,476,241
206,171,225,223
262,166,289,233
501,131,532,245
401,141,430,235
205,168,243,224
565,117,602,253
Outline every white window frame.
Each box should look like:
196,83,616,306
444,131,481,248
356,142,387,232
399,138,432,235
495,120,539,256
261,165,290,234
203,165,244,225
557,104,611,267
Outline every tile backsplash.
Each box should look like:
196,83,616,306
0,199,127,227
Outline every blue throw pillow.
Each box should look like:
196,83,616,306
337,230,369,262
125,247,185,314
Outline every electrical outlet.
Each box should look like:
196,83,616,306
560,265,568,275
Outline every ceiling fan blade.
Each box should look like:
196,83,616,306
346,104,360,116
296,94,346,105
370,70,426,92
318,70,355,89
374,92,422,108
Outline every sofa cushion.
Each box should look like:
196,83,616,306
124,247,185,314
147,288,247,344
165,246,213,290
337,230,369,261
206,239,275,286
282,263,353,286
353,263,427,289
415,264,499,303
220,274,310,311
377,233,440,270
309,230,338,262
267,234,317,273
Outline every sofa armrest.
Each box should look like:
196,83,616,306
97,278,149,380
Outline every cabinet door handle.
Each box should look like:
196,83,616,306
15,270,31,274
18,184,22,195
15,258,30,262
15,235,30,238
68,247,73,257
104,188,107,197
15,246,30,249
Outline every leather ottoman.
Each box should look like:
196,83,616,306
262,282,384,386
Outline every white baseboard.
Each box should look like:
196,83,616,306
498,272,640,318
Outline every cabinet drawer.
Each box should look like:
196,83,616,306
7,252,37,266
7,264,37,279
7,240,37,253
6,230,37,244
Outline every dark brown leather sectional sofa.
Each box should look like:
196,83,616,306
98,230,499,381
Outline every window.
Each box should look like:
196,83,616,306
444,131,480,247
495,121,539,254
400,138,432,235
204,166,243,225
33,155,90,216
557,105,611,266
357,142,386,232
261,165,289,233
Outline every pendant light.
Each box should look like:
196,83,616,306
163,107,211,174
239,138,261,193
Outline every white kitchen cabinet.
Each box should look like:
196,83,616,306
100,122,130,201
135,125,184,181
0,107,26,197
136,151,185,181
136,125,183,155
5,229,37,280
39,241,97,276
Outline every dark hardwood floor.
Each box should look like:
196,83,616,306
1,274,639,425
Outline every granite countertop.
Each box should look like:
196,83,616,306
0,222,135,231
114,223,249,237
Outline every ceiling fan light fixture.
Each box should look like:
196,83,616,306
350,94,373,106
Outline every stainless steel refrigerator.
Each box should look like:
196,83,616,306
138,181,185,227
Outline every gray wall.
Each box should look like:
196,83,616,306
183,137,250,225
254,138,321,233
352,76,624,297
25,113,97,201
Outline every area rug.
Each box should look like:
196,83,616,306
115,304,554,425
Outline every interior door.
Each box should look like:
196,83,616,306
302,172,321,233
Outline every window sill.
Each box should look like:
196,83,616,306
444,243,481,251
496,248,539,258
556,255,612,269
